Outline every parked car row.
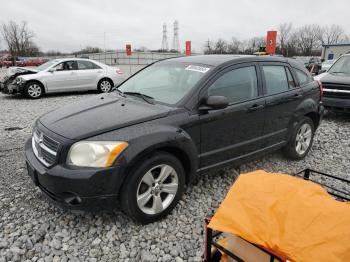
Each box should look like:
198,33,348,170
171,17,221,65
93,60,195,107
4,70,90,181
0,58,125,98
24,55,324,223
0,56,47,68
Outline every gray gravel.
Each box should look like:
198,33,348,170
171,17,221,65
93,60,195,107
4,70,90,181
0,85,349,261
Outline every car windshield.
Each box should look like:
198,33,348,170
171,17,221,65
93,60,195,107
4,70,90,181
328,56,350,74
118,61,211,105
36,60,57,71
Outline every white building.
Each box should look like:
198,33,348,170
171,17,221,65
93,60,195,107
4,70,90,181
321,43,350,61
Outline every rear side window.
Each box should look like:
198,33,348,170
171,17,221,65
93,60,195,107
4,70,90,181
208,66,258,104
294,69,311,86
77,60,101,70
262,65,289,95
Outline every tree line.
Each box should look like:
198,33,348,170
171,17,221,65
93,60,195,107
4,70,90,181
204,23,349,57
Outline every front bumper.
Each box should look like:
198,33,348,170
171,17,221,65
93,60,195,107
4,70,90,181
25,139,126,211
323,96,350,113
1,82,23,94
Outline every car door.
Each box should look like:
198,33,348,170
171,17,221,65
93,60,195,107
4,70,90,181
76,60,103,89
259,62,303,146
199,63,266,170
45,61,79,92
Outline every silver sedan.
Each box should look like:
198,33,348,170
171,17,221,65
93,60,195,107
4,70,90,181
8,58,125,99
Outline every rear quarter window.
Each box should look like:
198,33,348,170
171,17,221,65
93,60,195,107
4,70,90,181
293,68,312,86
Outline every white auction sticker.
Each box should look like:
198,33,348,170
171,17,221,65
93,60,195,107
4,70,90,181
185,65,210,73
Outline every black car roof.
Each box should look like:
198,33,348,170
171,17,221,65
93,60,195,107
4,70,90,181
168,54,297,67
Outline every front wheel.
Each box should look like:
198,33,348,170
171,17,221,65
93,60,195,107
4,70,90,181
97,79,113,93
25,82,44,99
120,152,185,224
283,117,315,160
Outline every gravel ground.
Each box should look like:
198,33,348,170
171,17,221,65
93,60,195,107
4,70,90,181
0,86,349,261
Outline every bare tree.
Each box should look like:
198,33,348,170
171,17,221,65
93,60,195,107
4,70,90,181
227,37,241,54
295,24,322,56
320,24,344,45
278,22,293,56
214,39,228,54
1,20,39,57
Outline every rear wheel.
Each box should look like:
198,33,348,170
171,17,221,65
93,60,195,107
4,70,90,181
283,117,315,160
97,79,113,93
121,152,185,223
25,82,44,99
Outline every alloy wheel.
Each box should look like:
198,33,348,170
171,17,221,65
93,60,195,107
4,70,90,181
295,123,312,155
136,164,179,215
100,80,111,92
27,84,42,98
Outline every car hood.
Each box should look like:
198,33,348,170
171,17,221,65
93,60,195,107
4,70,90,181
39,94,172,140
1,67,37,81
315,72,350,84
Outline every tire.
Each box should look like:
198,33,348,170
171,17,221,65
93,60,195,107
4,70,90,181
120,151,185,224
283,117,315,160
24,81,44,99
97,79,113,93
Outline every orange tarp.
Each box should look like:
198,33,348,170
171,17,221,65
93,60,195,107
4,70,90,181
208,170,350,262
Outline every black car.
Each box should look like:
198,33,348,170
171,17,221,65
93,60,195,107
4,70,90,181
25,55,324,223
315,54,350,113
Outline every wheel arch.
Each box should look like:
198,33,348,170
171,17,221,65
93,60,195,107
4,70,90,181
24,79,45,93
98,77,114,88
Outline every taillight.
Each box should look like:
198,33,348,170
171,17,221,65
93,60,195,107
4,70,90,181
116,68,123,75
317,80,323,99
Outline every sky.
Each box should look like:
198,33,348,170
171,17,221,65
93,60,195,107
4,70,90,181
0,0,349,53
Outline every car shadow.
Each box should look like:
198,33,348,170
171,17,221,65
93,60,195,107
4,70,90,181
0,90,102,100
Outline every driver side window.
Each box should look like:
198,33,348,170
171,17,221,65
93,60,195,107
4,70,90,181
54,61,77,71
208,66,258,104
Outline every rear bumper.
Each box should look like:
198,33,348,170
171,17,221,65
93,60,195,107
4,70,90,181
25,139,126,211
323,96,350,113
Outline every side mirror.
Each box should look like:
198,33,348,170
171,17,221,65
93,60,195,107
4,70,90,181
200,96,229,111
48,68,56,73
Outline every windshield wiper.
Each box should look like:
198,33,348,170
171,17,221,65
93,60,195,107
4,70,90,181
115,88,126,97
123,92,155,104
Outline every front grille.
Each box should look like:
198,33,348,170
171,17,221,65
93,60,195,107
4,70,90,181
32,129,60,167
323,82,350,99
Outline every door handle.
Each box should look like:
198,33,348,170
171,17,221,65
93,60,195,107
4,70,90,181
294,93,302,98
247,104,264,112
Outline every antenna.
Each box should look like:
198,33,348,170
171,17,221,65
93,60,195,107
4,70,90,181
172,20,180,53
161,23,169,51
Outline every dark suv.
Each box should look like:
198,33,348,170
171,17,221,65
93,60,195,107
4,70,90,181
25,55,324,223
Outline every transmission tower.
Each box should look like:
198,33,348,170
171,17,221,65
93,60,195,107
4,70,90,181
172,20,180,53
161,23,169,51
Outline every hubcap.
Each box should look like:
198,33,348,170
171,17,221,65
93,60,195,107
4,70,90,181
136,164,179,215
28,84,42,97
295,123,312,155
100,80,111,92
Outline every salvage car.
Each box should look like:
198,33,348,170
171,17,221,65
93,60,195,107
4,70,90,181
25,55,324,223
315,54,350,113
2,58,125,98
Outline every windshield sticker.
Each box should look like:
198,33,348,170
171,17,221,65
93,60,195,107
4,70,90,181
185,65,210,73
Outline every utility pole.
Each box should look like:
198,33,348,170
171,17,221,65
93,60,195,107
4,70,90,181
104,32,106,64
161,23,169,52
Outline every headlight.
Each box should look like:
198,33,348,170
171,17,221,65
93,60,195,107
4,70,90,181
16,77,23,84
67,141,128,167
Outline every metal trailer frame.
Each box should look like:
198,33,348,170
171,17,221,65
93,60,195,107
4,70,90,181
204,169,350,262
